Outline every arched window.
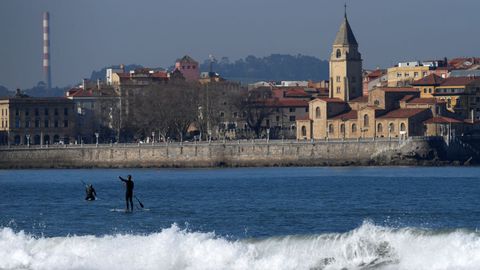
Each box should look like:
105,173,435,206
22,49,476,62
377,123,383,133
400,122,406,132
301,126,307,137
352,123,357,133
328,124,334,134
389,123,395,132
363,114,369,127
315,107,321,119
340,124,345,134
336,49,341,58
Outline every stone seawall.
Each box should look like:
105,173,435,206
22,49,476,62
0,138,456,169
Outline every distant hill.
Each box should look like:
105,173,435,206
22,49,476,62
200,54,329,83
0,85,11,97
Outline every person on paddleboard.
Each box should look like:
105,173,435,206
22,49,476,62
85,184,97,201
119,175,134,211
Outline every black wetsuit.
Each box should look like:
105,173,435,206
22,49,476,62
119,177,134,211
85,186,96,201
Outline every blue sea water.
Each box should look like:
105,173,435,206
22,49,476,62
1,167,480,269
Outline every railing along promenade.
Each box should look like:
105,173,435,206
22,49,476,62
0,136,446,151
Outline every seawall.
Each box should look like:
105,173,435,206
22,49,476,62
0,137,466,169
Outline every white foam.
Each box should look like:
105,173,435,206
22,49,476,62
1,221,480,270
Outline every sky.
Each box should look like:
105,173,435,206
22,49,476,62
0,0,479,90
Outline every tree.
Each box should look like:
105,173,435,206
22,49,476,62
236,88,275,138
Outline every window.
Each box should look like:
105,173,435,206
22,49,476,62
25,120,30,128
15,109,19,116
377,123,383,133
336,76,341,83
414,72,419,77
266,119,270,127
429,88,432,93
35,119,40,128
289,108,295,112
397,73,402,78
328,124,334,134
447,99,451,108
389,123,395,132
220,111,225,117
336,87,341,93
289,116,296,121
45,108,49,116
374,100,380,106
276,116,280,122
44,119,49,128
405,73,410,77
400,122,406,132
25,109,29,116
54,120,59,128
363,114,369,127
423,89,427,94
352,123,357,133
54,108,58,116
35,108,39,116
15,118,20,128
340,124,345,134
192,66,196,69
315,107,321,118
301,126,307,137
64,108,69,116
336,49,341,58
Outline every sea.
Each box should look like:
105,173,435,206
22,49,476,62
1,167,480,270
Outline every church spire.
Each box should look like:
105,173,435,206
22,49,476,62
333,5,358,46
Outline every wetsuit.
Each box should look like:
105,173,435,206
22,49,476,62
119,176,134,211
85,185,96,201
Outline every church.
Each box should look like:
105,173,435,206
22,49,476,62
296,10,469,140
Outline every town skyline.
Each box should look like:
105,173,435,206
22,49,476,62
1,0,479,90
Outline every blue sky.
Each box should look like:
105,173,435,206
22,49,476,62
0,0,479,89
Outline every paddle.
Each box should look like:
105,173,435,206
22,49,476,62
134,195,144,208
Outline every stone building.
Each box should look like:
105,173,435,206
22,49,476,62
296,11,468,140
66,84,120,143
412,74,480,120
175,55,200,82
0,90,76,145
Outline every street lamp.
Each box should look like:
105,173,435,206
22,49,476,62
26,134,30,147
266,128,270,143
95,132,99,147
151,131,155,145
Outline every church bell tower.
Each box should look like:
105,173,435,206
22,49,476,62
329,6,363,101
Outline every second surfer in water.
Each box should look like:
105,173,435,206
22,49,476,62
119,175,134,211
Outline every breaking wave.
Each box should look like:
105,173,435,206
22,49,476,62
1,221,480,270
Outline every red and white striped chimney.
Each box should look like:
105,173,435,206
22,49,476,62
43,12,52,89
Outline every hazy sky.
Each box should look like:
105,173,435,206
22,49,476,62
1,0,479,89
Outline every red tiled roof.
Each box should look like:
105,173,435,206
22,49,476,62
378,108,429,119
381,87,419,93
412,74,444,86
424,116,463,124
284,88,310,97
349,96,368,103
296,115,311,121
151,72,168,78
316,97,345,103
408,97,446,104
367,69,385,78
439,77,480,87
331,110,358,120
66,88,93,97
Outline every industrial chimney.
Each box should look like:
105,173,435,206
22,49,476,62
43,12,52,89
